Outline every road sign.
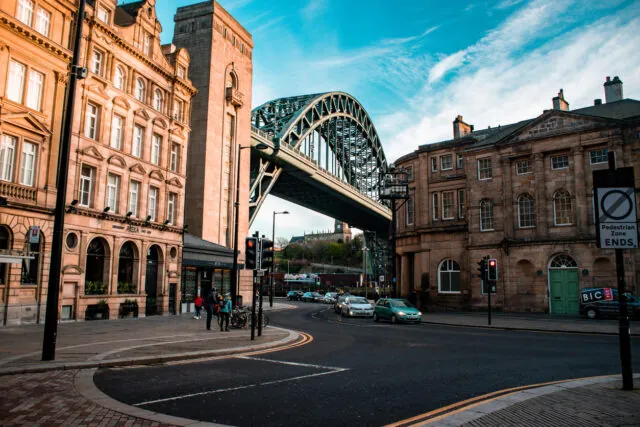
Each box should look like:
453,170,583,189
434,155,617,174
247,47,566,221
595,187,638,248
28,226,40,244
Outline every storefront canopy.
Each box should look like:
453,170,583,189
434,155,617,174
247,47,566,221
182,234,238,269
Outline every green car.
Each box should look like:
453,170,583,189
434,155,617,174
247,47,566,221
373,298,422,324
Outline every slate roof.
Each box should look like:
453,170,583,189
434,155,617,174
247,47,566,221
570,99,640,120
114,1,145,27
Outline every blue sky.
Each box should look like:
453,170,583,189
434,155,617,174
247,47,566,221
154,0,640,242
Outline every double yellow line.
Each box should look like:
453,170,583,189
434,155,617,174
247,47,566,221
385,374,616,427
242,331,314,357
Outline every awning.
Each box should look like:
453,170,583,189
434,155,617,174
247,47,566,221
0,254,34,263
182,251,234,269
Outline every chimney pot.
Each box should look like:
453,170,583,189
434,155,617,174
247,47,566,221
453,115,473,139
594,99,602,105
552,88,569,111
604,75,623,103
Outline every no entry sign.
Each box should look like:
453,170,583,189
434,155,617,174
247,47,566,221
593,168,638,249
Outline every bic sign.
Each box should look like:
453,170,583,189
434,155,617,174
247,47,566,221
581,288,613,303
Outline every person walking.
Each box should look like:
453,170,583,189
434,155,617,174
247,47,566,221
205,289,217,331
193,294,204,320
219,294,232,332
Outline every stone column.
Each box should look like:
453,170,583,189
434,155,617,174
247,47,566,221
401,255,410,297
533,153,548,236
572,146,587,234
501,158,514,238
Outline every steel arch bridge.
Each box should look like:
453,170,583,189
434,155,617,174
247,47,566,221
249,92,391,231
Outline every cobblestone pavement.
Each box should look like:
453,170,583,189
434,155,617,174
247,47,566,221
0,370,177,427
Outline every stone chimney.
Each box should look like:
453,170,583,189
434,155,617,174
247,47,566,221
594,99,602,106
453,115,473,139
604,76,623,103
552,89,569,111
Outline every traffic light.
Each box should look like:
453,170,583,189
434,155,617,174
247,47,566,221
477,258,487,281
261,238,274,270
245,237,258,270
488,258,498,281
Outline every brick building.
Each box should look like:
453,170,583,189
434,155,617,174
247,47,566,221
172,1,254,302
59,0,194,322
394,77,640,314
0,0,76,325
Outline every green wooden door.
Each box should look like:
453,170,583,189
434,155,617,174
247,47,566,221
549,269,579,315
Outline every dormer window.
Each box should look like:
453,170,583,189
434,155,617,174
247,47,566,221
143,34,152,56
177,66,185,79
97,6,111,25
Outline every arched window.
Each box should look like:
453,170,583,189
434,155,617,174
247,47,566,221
438,259,461,293
114,65,125,90
135,78,145,102
0,226,10,285
553,190,572,225
549,254,577,268
153,89,163,112
480,199,493,231
21,232,42,285
227,71,237,89
517,193,536,228
85,237,110,294
117,241,138,294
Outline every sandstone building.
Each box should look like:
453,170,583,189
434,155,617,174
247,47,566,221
173,1,254,302
394,77,640,314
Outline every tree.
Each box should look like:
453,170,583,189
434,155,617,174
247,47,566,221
276,237,289,250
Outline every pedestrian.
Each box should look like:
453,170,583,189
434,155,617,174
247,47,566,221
205,289,216,330
215,293,223,327
219,294,232,332
193,294,203,320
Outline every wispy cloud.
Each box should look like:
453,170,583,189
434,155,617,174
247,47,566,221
220,0,254,12
252,16,285,34
301,0,328,21
496,0,526,9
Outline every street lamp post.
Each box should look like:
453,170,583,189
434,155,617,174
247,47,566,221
231,143,267,308
363,247,369,299
270,210,289,307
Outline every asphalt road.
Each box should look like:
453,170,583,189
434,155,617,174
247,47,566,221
94,303,640,426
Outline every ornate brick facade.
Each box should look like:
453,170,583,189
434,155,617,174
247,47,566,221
395,81,640,314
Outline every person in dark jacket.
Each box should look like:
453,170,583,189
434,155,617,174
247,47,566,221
205,289,217,330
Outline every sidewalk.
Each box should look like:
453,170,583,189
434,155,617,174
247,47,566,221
418,375,640,426
421,311,639,335
0,301,298,375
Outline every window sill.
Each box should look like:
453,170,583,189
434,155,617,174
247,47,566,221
553,223,573,227
438,291,461,295
518,225,536,229
480,229,495,232
478,177,493,181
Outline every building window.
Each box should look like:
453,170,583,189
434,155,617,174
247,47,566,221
431,157,437,172
21,235,41,285
135,78,145,102
478,158,492,180
406,197,414,226
517,193,536,228
26,69,44,111
110,115,124,150
516,159,531,175
128,181,140,217
442,191,454,219
457,189,465,219
114,65,125,90
480,199,494,231
85,103,99,140
405,166,413,181
17,0,34,27
553,190,573,225
85,237,109,291
79,165,95,207
151,134,161,165
438,259,460,294
0,135,16,182
35,7,51,36
106,173,120,212
590,148,608,165
177,66,185,79
96,6,110,25
170,143,179,172
173,100,183,121
441,154,453,171
456,154,463,170
143,34,152,56
91,49,104,76
167,192,176,225
148,187,158,221
19,141,36,186
432,193,439,220
132,125,144,158
551,154,569,170
153,89,163,112
7,60,26,104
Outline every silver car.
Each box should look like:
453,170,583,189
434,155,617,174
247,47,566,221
341,296,374,318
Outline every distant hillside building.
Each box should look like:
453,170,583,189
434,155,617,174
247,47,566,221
290,220,352,244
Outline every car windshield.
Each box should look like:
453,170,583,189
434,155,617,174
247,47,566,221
349,297,368,304
390,300,412,308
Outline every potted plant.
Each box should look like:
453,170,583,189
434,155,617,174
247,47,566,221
95,299,108,319
117,282,136,294
120,299,138,318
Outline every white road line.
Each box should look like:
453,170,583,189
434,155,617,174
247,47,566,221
236,355,348,371
134,370,346,407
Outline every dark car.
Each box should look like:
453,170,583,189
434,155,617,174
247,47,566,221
302,292,323,302
287,290,304,301
580,287,640,319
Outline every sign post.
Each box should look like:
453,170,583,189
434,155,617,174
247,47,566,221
593,151,634,390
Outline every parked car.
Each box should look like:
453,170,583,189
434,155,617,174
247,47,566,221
323,292,338,304
580,287,640,319
287,290,304,301
374,298,422,324
302,292,324,302
341,296,374,318
334,294,350,313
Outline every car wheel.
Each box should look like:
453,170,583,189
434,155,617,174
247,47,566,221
391,315,397,324
586,307,598,319
373,313,379,322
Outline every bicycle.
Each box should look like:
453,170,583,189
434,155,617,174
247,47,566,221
230,306,250,329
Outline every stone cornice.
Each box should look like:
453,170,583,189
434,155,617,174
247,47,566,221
0,14,72,61
70,208,184,235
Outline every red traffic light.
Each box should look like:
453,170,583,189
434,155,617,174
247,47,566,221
489,260,496,267
247,240,255,248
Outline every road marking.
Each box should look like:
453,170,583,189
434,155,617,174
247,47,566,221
237,355,348,372
134,368,346,407
385,374,616,427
